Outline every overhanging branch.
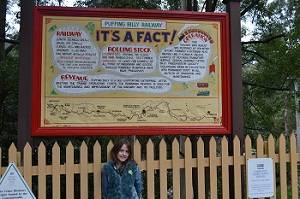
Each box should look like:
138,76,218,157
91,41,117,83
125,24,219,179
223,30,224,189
0,38,19,44
242,48,267,60
240,0,260,17
243,81,291,91
242,33,286,45
0,38,19,56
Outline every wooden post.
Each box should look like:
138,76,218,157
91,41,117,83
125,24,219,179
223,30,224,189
223,0,243,139
223,0,244,198
18,0,34,149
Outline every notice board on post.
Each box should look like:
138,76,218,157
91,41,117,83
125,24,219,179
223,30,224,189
31,6,232,136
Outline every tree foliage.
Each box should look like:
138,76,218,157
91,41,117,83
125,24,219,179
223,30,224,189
241,0,300,137
0,0,19,147
74,0,161,9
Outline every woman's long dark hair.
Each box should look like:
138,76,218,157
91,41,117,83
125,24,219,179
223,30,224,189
110,139,134,164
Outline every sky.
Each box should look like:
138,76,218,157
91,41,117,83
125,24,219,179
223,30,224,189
6,0,256,41
6,0,76,34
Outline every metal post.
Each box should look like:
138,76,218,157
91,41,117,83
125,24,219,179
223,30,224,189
18,0,34,149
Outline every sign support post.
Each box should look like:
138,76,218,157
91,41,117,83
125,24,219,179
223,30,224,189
223,0,244,198
18,0,34,149
223,0,243,139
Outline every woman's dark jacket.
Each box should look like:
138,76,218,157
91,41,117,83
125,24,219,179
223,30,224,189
102,160,142,199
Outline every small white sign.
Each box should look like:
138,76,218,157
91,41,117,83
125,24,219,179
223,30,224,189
247,158,274,198
0,162,36,199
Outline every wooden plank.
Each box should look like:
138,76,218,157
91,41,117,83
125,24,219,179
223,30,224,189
184,138,193,199
147,139,155,199
107,141,114,161
267,134,276,199
256,134,264,157
38,142,46,199
159,139,167,199
4,134,300,199
244,135,252,199
23,143,32,189
233,136,242,199
290,134,298,199
221,136,229,199
8,143,17,163
279,134,287,199
66,142,74,199
52,142,60,199
134,140,142,167
197,137,205,199
80,142,88,199
256,135,264,199
209,137,217,199
17,152,21,166
93,141,101,199
172,138,180,199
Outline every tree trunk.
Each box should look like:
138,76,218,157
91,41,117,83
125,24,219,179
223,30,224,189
0,0,7,133
284,94,289,135
295,81,300,151
0,0,6,62
205,0,218,12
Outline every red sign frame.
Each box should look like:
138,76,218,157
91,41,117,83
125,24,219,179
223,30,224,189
31,6,231,136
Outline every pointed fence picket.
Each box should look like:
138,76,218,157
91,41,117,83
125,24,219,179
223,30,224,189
66,142,74,199
256,135,264,199
38,142,46,199
93,141,101,199
209,137,217,199
23,143,32,189
221,136,229,199
8,143,17,164
0,134,300,199
159,139,167,199
290,134,298,199
197,137,205,199
267,134,276,199
184,138,193,199
245,135,252,199
146,139,155,199
279,134,287,199
52,142,60,199
80,142,88,199
233,136,242,199
172,138,180,199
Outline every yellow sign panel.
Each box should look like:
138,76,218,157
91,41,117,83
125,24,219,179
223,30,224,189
40,14,224,129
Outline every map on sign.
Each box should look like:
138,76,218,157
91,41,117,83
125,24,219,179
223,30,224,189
0,163,36,199
40,15,223,128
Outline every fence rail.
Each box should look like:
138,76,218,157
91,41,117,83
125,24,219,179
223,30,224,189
0,134,299,199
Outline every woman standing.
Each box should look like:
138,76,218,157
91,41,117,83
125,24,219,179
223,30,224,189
102,139,142,199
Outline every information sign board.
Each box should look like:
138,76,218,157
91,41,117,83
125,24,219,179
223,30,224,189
0,163,36,199
247,158,274,198
32,7,231,136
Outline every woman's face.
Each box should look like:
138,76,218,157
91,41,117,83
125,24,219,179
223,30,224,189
117,144,129,163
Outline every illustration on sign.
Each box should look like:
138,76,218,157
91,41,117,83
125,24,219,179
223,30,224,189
31,8,232,135
0,163,36,199
41,15,223,127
